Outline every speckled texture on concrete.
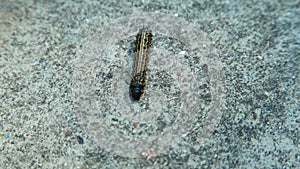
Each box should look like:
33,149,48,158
72,12,226,159
0,0,299,168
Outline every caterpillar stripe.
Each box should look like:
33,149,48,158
129,28,152,100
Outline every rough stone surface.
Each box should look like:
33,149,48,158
0,0,299,168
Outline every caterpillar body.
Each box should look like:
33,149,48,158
129,28,152,100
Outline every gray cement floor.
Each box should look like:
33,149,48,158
0,0,299,168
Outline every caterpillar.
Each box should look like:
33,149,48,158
129,28,152,100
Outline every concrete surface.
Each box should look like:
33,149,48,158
0,0,299,168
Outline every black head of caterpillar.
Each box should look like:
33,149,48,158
129,75,146,101
129,28,152,101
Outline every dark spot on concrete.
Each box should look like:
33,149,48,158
77,135,84,144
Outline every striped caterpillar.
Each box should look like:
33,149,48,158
129,28,152,100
